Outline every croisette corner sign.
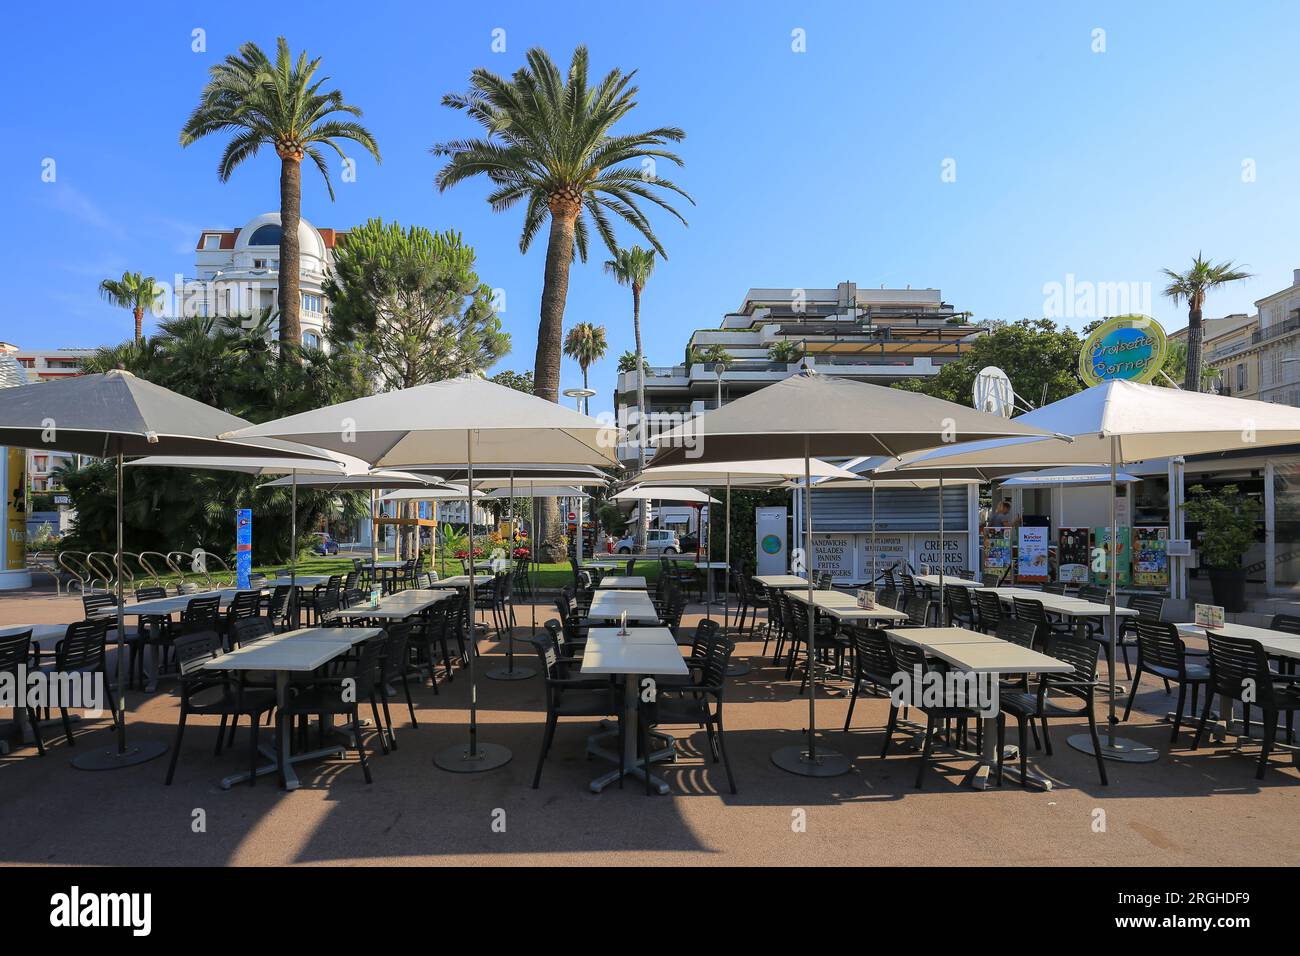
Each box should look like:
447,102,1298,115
1078,314,1168,386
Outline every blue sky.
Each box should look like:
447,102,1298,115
4,1,1299,413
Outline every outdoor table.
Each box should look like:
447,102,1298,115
989,588,1139,653
596,575,647,590
363,560,407,594
0,623,66,643
0,624,74,753
587,589,660,624
333,589,454,622
885,626,1071,790
435,575,472,588
916,575,982,589
581,627,688,794
203,626,382,789
753,574,813,590
785,588,909,623
271,574,331,587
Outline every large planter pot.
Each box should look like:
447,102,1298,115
1207,566,1247,613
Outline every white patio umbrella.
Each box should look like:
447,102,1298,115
895,378,1300,764
0,370,328,770
610,486,721,504
225,373,618,774
651,369,1057,778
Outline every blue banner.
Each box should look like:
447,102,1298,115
236,509,252,589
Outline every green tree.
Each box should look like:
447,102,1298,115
433,46,692,560
768,340,802,363
491,369,534,393
1160,340,1219,390
324,219,509,390
616,350,648,373
98,271,164,343
892,318,1084,407
180,36,381,358
688,344,733,366
563,322,609,411
1161,253,1252,392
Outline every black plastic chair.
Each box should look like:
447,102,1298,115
0,630,43,755
996,635,1108,787
1192,631,1300,779
974,590,1003,632
944,585,977,629
527,633,618,789
644,633,738,794
375,623,419,749
45,619,117,746
882,640,981,789
163,631,277,786
843,625,898,732
1122,619,1210,744
903,596,932,628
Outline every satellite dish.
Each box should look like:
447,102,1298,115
973,366,1015,418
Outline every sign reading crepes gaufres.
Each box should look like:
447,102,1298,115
1079,314,1168,386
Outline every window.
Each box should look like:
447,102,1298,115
302,331,321,349
1238,363,1247,392
201,234,221,250
301,293,323,314
248,223,283,246
253,258,267,269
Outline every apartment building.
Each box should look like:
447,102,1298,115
612,281,984,463
1255,269,1300,406
0,343,96,490
1169,312,1259,399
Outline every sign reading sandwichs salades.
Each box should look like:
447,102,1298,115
1078,314,1168,386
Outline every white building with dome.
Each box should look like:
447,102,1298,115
190,212,345,349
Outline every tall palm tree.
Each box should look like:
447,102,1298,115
180,37,380,358
98,272,164,343
433,44,691,558
605,245,657,547
562,322,608,411
1161,253,1252,391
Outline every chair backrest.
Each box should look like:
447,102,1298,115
57,619,109,670
981,571,1005,588
1128,594,1164,621
382,623,413,681
880,568,897,590
1205,631,1278,707
877,587,900,609
135,586,166,602
995,617,1038,649
227,590,261,621
1134,619,1187,672
267,585,294,618
847,625,895,681
1271,613,1300,636
344,571,361,590
230,616,274,648
974,590,1003,626
315,590,340,622
0,629,32,675
173,631,223,681
181,595,222,633
815,571,833,590
1042,581,1068,595
889,638,926,675
346,634,387,697
625,558,636,576
1012,596,1047,625
899,573,917,599
82,593,117,617
903,596,931,627
1040,635,1099,701
1078,584,1108,602
697,634,736,692
327,574,344,594
945,584,974,617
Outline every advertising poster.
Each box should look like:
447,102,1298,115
5,447,25,571
235,509,252,589
811,534,854,579
1132,526,1170,589
1092,526,1131,587
1058,527,1092,584
982,528,1012,578
916,533,968,575
858,533,908,578
755,507,787,576
1017,526,1050,582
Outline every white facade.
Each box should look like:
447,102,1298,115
189,212,342,349
1256,269,1300,406
0,344,96,491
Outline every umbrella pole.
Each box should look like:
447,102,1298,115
72,452,167,770
290,470,297,591
772,438,848,777
724,472,749,677
705,491,713,621
1067,435,1158,765
488,471,532,680
938,475,945,624
871,480,877,587
434,432,511,772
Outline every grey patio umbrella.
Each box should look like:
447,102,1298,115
0,370,326,770
225,373,619,775
653,369,1059,778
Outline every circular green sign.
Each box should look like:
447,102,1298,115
1079,314,1168,386
761,534,782,554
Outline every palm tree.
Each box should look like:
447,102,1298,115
180,37,380,358
1161,253,1252,391
434,45,691,559
98,272,163,343
562,322,608,411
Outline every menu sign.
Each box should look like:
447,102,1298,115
1194,604,1225,629
1017,526,1050,582
856,588,876,609
1058,527,1091,584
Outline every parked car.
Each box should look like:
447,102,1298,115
311,532,340,555
614,529,681,554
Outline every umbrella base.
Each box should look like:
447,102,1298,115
434,741,512,773
1066,733,1160,763
71,738,168,771
485,665,536,681
770,743,850,777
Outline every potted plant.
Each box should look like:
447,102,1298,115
1183,483,1261,612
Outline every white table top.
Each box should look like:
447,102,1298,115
273,574,331,587
365,560,406,569
334,589,454,619
785,588,909,621
435,576,473,588
596,576,647,589
587,590,660,622
587,626,678,646
886,626,1072,675
0,623,67,642
206,626,381,672
753,575,813,589
583,561,619,569
916,575,982,588
1174,621,1300,660
109,589,256,617
581,633,689,676
694,561,728,569
990,588,1140,618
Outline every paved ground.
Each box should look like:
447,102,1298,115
2,587,1298,867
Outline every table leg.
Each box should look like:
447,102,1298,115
963,714,1054,791
587,674,673,795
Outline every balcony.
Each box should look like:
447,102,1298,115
1253,318,1300,344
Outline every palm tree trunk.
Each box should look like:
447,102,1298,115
1184,304,1203,391
277,156,303,360
633,283,649,551
534,204,578,562
133,307,143,344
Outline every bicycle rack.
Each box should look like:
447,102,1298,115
136,552,171,589
57,551,91,594
199,550,236,588
166,551,203,593
84,552,117,593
